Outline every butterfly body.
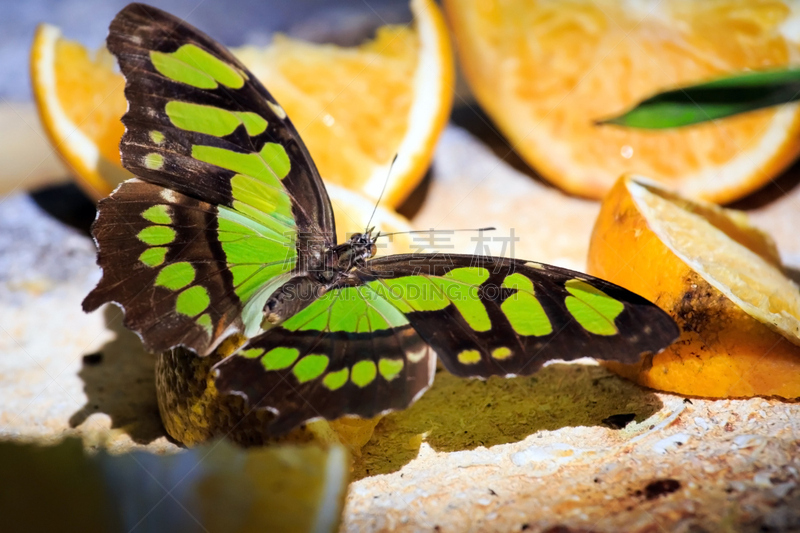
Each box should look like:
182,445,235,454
262,229,378,326
85,3,679,437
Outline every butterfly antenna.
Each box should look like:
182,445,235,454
365,154,398,234
378,227,496,238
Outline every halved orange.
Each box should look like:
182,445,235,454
197,442,351,533
31,0,453,206
1,438,350,533
588,175,800,398
444,0,800,203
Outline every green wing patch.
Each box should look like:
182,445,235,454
151,44,246,89
500,272,552,336
564,279,625,336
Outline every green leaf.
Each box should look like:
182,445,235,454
598,68,800,129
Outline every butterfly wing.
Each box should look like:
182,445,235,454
360,254,679,377
214,254,678,435
83,178,295,353
107,3,334,236
83,4,335,354
214,284,436,436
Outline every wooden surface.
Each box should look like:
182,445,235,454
1,102,800,531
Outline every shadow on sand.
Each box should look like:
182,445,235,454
69,306,167,445
352,362,663,480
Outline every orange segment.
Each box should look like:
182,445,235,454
444,0,800,203
31,0,453,207
52,39,123,166
237,0,453,207
588,175,800,398
31,24,132,198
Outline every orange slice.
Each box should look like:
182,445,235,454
31,0,453,207
2,437,350,533
238,0,453,207
199,441,350,533
588,175,800,398
30,24,132,198
444,0,800,203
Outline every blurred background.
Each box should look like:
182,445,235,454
0,0,411,101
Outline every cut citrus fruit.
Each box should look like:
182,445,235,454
31,0,453,207
444,0,800,203
156,183,413,448
198,441,350,533
237,0,453,207
31,23,132,198
588,175,800,398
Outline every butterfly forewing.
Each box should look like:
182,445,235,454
107,3,335,237
85,3,337,354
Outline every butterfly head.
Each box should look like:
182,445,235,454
348,226,378,261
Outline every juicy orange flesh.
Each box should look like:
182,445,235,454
235,27,418,188
631,180,800,341
631,187,783,267
54,39,126,166
449,0,799,198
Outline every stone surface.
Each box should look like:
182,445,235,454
1,121,800,531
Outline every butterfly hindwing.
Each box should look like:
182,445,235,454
214,284,436,435
361,254,680,377
215,253,678,433
82,179,251,353
86,4,337,354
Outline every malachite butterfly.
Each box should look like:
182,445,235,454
84,4,679,436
